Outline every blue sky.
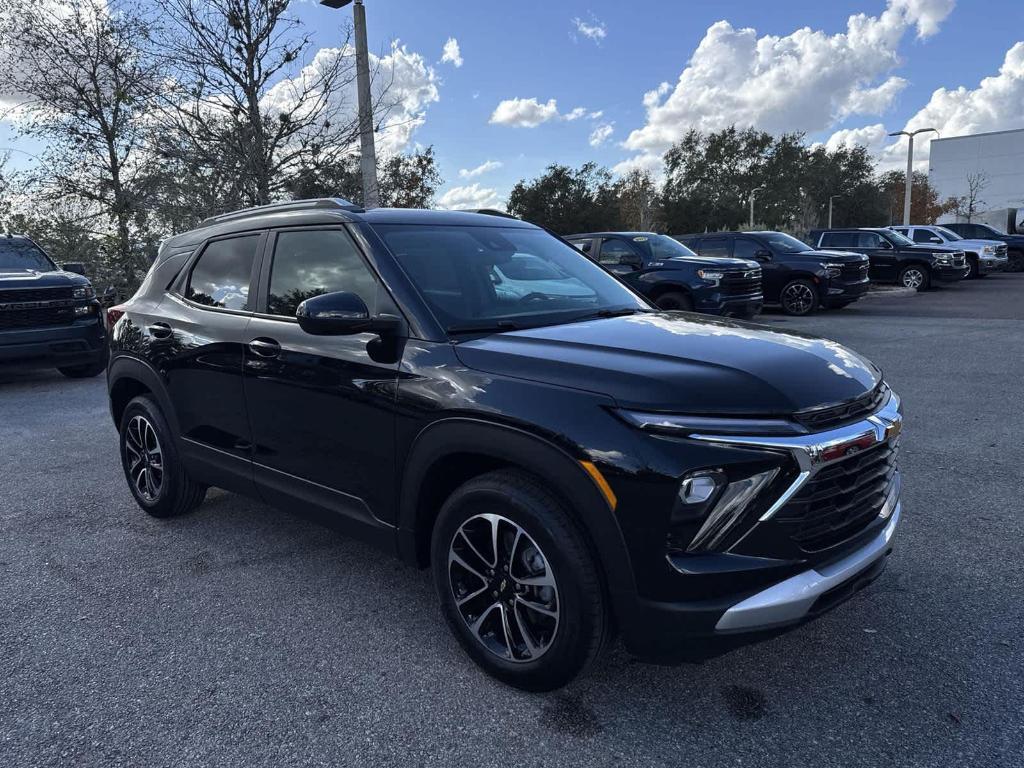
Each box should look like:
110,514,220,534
3,0,1022,209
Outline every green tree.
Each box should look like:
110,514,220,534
878,170,953,225
507,163,622,234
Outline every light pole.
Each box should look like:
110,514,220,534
749,186,766,228
828,194,842,228
320,0,379,208
888,127,938,225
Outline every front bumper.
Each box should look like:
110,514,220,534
979,255,1008,274
696,291,763,317
826,276,870,304
934,264,970,282
0,316,106,368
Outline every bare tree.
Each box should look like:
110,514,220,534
963,172,989,221
155,0,392,209
616,169,660,231
0,0,163,283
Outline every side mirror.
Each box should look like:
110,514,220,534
296,291,400,337
755,249,772,261
879,240,893,250
929,236,943,244
63,262,86,275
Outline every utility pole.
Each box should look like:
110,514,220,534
320,0,379,208
888,127,938,225
828,194,842,228
749,187,766,228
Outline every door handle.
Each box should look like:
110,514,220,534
248,337,281,358
147,322,172,339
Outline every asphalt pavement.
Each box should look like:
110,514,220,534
2,273,1022,767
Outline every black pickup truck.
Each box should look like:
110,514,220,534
676,231,870,315
0,234,107,377
808,227,968,291
939,221,1024,272
565,232,762,318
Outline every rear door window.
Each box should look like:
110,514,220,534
185,235,260,310
820,232,856,248
598,238,640,265
699,237,731,257
732,238,760,259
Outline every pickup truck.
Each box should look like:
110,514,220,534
939,221,1024,272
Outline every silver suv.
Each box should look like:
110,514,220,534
889,225,1008,279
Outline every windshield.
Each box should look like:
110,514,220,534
934,226,962,241
886,230,915,246
761,232,813,253
375,224,648,332
0,238,55,271
634,234,698,260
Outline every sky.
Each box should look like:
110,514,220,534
2,0,1023,210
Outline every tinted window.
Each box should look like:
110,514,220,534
599,239,639,265
638,235,698,260
0,238,55,271
700,238,731,257
761,233,812,253
375,224,646,329
569,239,592,253
186,235,259,310
912,229,939,243
267,229,378,317
819,233,855,248
732,238,761,259
858,232,886,248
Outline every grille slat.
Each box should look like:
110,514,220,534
0,306,77,329
0,286,74,303
794,384,888,432
721,269,762,297
0,287,78,329
780,437,899,552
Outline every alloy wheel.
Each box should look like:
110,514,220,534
782,283,815,314
901,268,925,289
124,415,163,502
448,513,559,663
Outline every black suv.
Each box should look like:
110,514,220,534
108,199,903,690
0,234,107,377
564,232,762,317
809,227,968,290
676,231,871,315
939,221,1024,272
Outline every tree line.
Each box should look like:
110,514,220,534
508,126,966,238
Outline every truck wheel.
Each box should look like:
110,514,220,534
965,256,979,279
58,360,106,378
1008,250,1024,272
119,395,207,518
899,265,930,291
655,291,693,311
431,469,611,691
780,279,817,315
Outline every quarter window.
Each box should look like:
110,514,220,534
820,233,855,248
912,229,939,243
599,239,639,266
699,238,731,257
267,229,378,317
732,238,760,259
185,235,260,310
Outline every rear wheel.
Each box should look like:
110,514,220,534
1008,250,1024,272
779,279,817,316
119,395,206,518
431,469,610,691
655,291,693,311
899,264,930,291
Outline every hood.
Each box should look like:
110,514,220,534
793,249,866,264
455,312,881,415
952,239,1004,251
905,244,962,255
653,256,758,270
0,268,89,287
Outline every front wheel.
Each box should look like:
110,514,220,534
119,395,206,518
431,470,611,691
965,256,979,279
655,291,693,311
899,264,930,291
779,279,818,316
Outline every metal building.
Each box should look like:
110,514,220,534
928,128,1024,218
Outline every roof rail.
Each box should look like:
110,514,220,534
464,208,519,220
199,198,364,228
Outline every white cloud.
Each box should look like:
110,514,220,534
489,97,593,127
588,110,604,120
459,159,502,178
572,16,607,43
437,183,503,210
589,123,614,147
824,123,889,153
618,0,955,172
440,37,463,68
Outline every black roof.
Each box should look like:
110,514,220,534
565,231,659,239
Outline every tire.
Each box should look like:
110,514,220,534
119,394,206,518
58,347,108,378
655,291,693,311
431,469,611,691
1008,250,1024,273
965,256,979,280
779,279,818,316
898,264,930,291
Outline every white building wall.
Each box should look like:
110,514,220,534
928,128,1024,211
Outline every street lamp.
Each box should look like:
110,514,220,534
888,127,939,225
749,186,766,228
320,0,379,208
828,194,843,228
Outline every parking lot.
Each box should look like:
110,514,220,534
2,275,1022,767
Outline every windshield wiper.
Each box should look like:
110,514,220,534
568,307,651,322
446,320,522,335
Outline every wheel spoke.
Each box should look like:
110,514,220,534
457,529,494,573
455,584,489,608
512,571,555,588
515,594,558,619
449,548,488,584
497,604,516,659
512,603,540,658
468,601,500,637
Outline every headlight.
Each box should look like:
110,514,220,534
825,264,843,278
72,285,95,300
983,245,995,254
697,269,724,283
933,254,952,265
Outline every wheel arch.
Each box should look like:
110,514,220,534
646,281,694,301
108,356,179,435
397,418,638,617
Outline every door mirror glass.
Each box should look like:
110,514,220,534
62,262,86,275
296,291,384,336
755,249,772,261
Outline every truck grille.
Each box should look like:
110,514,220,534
952,251,966,267
841,262,869,280
778,438,899,552
995,244,1008,257
0,287,77,329
793,384,888,432
721,269,762,297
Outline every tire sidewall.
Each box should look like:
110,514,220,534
119,395,183,516
431,482,601,690
656,291,693,311
900,265,930,291
780,279,817,315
